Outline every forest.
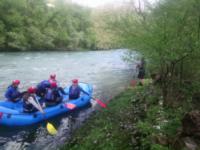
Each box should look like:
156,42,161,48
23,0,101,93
0,0,97,51
103,0,200,106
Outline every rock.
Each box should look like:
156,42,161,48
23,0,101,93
183,137,198,150
173,111,200,150
134,146,140,150
182,110,200,137
132,130,138,135
153,135,168,146
135,136,140,140
93,140,97,144
131,137,137,145
174,137,200,150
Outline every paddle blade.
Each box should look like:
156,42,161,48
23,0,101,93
96,99,107,108
28,97,44,113
47,122,57,135
65,103,76,110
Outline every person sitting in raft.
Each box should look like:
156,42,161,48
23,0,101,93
5,80,23,102
44,82,65,106
69,79,89,100
23,86,44,113
48,74,57,83
48,73,65,93
36,80,50,98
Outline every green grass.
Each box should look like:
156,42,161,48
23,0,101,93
61,86,141,150
61,79,186,150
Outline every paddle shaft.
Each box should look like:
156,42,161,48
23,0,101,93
35,97,57,135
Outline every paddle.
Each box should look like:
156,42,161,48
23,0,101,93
81,87,107,108
64,103,76,110
66,85,107,109
28,97,44,113
91,97,107,108
34,97,57,135
64,97,107,109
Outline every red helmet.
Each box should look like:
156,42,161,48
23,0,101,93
50,74,56,80
28,86,36,94
12,80,20,85
50,82,57,88
72,79,78,84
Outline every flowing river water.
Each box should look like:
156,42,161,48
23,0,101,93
0,49,136,150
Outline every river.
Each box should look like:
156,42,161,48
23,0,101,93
0,49,135,150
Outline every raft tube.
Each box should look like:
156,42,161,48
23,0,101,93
0,83,92,126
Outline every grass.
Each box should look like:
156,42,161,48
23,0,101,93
60,86,142,150
61,79,189,150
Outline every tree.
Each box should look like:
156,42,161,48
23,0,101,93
103,0,200,106
0,0,97,51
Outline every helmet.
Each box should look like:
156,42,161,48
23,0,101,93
72,79,78,84
12,80,20,85
28,86,36,94
44,81,51,88
50,82,57,88
50,74,56,80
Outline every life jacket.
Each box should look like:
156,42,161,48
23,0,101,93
5,85,20,101
45,88,61,102
69,86,81,99
45,88,54,101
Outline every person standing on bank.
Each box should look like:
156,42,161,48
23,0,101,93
136,57,146,85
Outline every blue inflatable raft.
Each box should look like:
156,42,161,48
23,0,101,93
0,83,92,126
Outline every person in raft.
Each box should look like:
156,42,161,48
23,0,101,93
69,79,89,100
48,74,57,83
44,82,66,106
36,80,50,98
23,86,44,113
48,73,66,94
136,57,146,85
5,80,23,102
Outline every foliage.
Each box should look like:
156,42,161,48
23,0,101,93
61,88,139,150
134,84,193,150
91,8,121,50
0,0,97,51
103,0,200,106
61,81,178,150
151,144,171,150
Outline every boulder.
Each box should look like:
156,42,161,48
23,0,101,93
182,111,200,138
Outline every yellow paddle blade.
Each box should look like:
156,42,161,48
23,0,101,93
46,122,57,135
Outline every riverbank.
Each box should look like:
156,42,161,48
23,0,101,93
61,88,138,150
60,79,152,150
61,79,197,150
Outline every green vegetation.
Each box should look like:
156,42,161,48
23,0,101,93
0,0,96,51
61,86,140,150
61,0,200,149
103,0,200,106
61,80,194,150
